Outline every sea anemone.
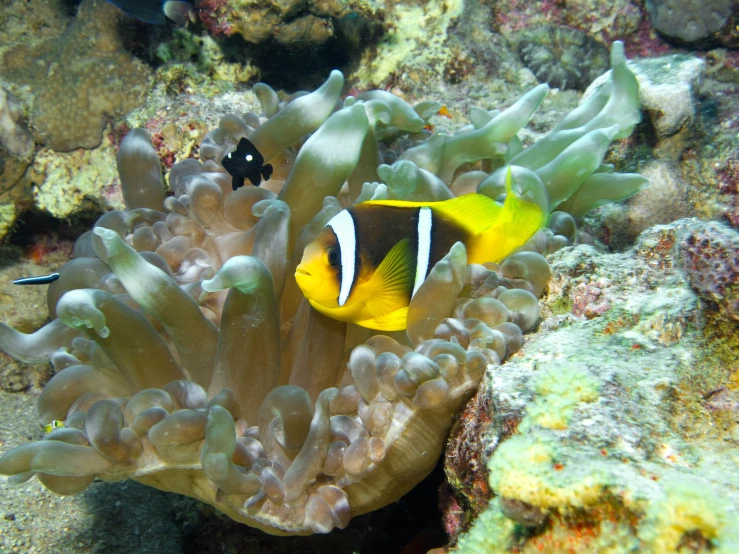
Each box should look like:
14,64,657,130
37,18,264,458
0,42,645,535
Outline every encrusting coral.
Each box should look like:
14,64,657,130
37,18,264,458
0,42,645,535
1,0,151,152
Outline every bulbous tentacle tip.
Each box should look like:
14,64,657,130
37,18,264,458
602,124,621,140
252,198,290,218
201,256,273,294
446,242,468,270
56,290,110,339
328,69,343,80
611,40,626,66
92,226,124,256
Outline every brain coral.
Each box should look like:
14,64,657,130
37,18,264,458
1,0,151,152
0,43,645,535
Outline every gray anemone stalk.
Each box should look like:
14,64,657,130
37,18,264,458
56,289,186,392
250,70,344,162
93,227,218,387
202,256,281,423
117,128,165,211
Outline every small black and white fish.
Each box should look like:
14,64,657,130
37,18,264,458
104,1,194,26
221,138,274,191
13,272,60,285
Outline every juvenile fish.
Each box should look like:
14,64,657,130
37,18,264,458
221,137,274,191
295,170,546,331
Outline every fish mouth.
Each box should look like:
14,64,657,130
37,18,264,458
295,265,311,278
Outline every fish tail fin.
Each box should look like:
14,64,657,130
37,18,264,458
470,167,547,263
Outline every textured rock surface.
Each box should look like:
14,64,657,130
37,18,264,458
585,54,706,140
446,219,739,552
679,220,739,321
354,0,464,88
1,0,151,151
0,86,35,239
598,160,694,248
645,0,737,46
198,0,382,46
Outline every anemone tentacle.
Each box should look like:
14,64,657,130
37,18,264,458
0,43,645,535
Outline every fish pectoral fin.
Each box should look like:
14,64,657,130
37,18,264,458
247,173,262,187
260,164,273,181
232,175,245,191
365,238,414,320
356,307,409,331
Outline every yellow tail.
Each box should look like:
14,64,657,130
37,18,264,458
466,169,547,263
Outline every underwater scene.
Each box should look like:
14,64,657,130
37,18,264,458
0,0,737,552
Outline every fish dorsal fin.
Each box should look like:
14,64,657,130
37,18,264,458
366,194,504,237
366,238,414,320
432,194,503,236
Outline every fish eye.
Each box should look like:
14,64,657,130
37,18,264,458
327,248,340,267
246,154,253,161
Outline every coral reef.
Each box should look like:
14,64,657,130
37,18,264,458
447,219,739,553
1,0,151,152
197,0,382,47
353,0,464,89
0,42,647,537
518,25,610,91
493,0,644,40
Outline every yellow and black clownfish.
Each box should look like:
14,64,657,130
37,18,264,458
295,171,546,331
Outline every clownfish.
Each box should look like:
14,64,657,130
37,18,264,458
42,420,64,434
295,170,546,331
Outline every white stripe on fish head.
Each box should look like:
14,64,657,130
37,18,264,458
412,207,433,298
327,210,356,307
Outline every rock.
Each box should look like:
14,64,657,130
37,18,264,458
597,160,693,249
1,0,151,152
585,54,706,140
645,0,737,47
447,219,739,552
199,0,382,47
678,219,739,321
0,85,34,239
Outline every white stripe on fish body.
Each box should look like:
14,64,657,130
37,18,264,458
327,210,356,307
412,207,432,298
